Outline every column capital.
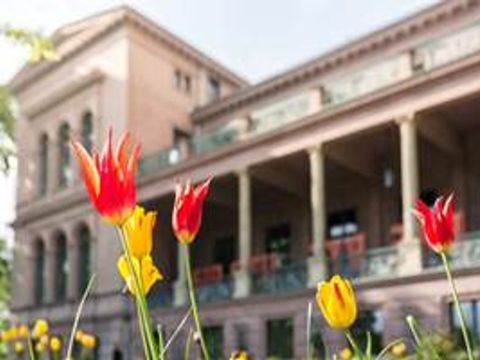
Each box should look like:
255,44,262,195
236,167,250,178
307,143,324,156
395,113,416,125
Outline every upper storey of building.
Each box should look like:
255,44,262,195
191,0,480,129
10,5,247,206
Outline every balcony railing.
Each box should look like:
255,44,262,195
251,259,307,296
191,127,239,155
196,277,233,303
425,231,480,269
147,284,173,309
138,146,180,177
328,245,400,280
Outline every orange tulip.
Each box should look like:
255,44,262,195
72,128,140,225
172,179,211,244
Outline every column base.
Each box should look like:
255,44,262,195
307,255,327,288
233,268,251,298
173,280,187,307
397,239,423,276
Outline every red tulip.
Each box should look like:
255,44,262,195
413,194,454,253
72,128,140,225
172,179,211,244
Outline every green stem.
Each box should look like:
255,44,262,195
157,324,165,357
184,245,210,360
116,227,158,359
441,252,474,360
345,330,363,360
136,298,152,360
184,327,194,360
27,336,35,360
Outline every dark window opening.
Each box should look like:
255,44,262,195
55,233,68,302
266,318,293,359
351,310,384,354
214,236,236,275
58,123,71,187
265,223,291,261
39,134,49,195
207,76,221,101
81,111,94,152
34,240,45,304
78,226,91,297
204,325,223,360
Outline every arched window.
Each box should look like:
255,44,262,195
58,123,71,187
78,225,91,296
54,233,68,302
81,111,94,152
39,134,49,195
34,240,45,304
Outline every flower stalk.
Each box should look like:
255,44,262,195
184,244,210,360
116,226,160,360
440,252,474,360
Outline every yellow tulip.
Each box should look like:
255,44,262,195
230,350,249,360
391,342,406,356
117,255,162,296
35,341,46,353
316,275,357,330
0,330,6,342
340,347,353,360
122,206,157,259
75,330,84,342
18,324,29,338
50,336,62,352
8,326,18,341
80,334,96,349
14,341,24,353
32,319,49,339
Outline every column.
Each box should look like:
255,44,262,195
173,243,187,306
233,168,252,298
397,114,422,274
307,144,327,287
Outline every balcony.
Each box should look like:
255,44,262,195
191,127,239,155
136,20,480,180
251,258,307,296
138,146,180,177
425,231,480,270
193,265,233,303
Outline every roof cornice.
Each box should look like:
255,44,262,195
23,70,104,119
192,0,478,122
9,6,248,94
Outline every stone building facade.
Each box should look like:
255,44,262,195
10,1,480,358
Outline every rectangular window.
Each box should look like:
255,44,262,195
207,76,221,101
266,318,294,359
204,325,223,360
174,70,182,90
327,209,358,239
450,300,478,337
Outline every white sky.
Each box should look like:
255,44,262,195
0,0,439,241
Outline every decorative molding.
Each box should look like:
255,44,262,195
192,0,480,122
23,70,104,119
9,6,247,94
